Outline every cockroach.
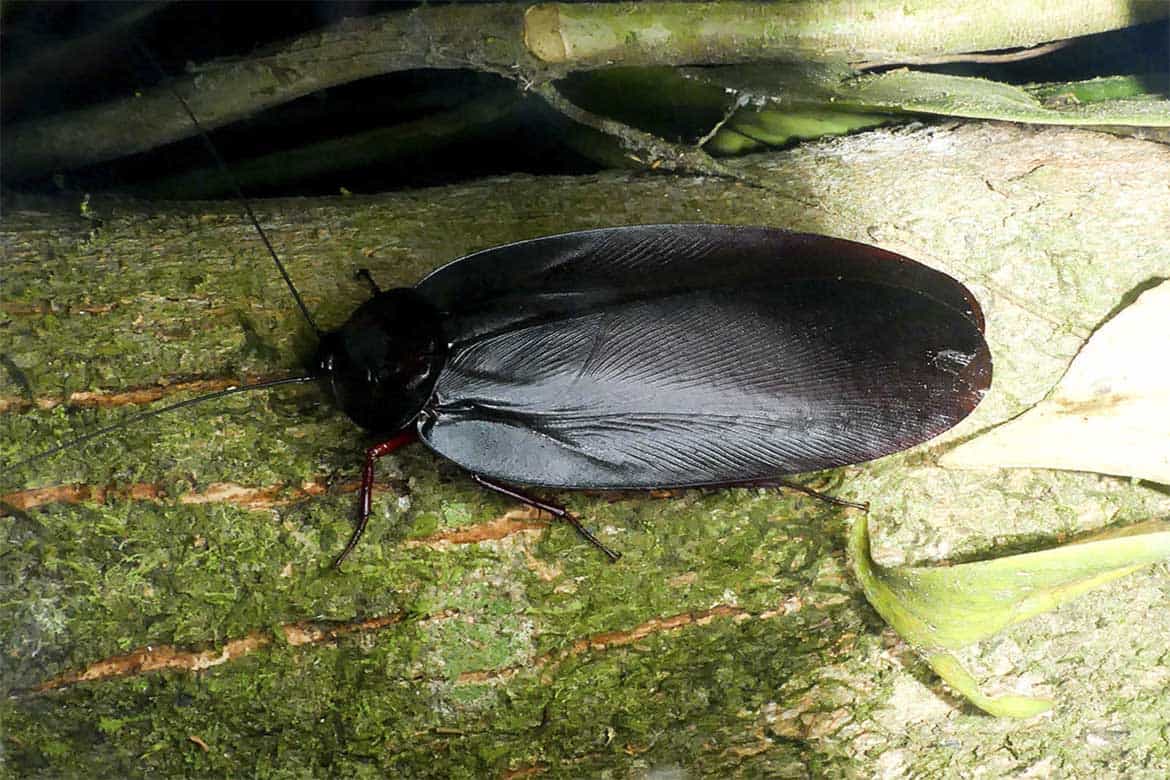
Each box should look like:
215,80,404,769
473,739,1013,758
7,56,992,568
318,223,992,565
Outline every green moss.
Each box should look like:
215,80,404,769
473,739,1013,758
3,604,859,776
2,472,856,776
5,126,1170,776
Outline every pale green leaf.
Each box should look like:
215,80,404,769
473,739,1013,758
849,514,1170,716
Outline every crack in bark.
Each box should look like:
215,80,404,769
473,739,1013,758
4,482,677,549
456,604,750,685
30,610,457,693
1,479,340,511
404,509,550,547
3,479,559,547
0,377,266,413
501,765,548,779
0,301,119,316
27,601,786,695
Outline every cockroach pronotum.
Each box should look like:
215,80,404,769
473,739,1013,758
6,51,992,569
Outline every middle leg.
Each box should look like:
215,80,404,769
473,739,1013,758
471,474,622,562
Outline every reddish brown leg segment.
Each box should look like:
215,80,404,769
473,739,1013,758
471,474,622,562
334,430,417,568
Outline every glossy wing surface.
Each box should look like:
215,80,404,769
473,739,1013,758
415,225,985,339
418,277,990,488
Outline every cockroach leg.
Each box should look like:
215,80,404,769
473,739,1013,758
334,430,417,568
731,478,869,512
354,268,382,295
470,474,622,562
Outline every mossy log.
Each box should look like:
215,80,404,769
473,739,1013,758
3,123,1169,777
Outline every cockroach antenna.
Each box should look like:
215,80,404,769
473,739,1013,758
4,43,323,475
133,41,322,338
6,377,316,474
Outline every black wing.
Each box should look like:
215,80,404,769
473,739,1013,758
416,225,985,336
414,225,990,488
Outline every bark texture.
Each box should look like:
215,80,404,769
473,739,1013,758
2,123,1170,777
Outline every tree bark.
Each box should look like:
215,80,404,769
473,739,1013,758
2,123,1169,777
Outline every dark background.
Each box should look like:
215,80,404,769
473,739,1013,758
2,1,1167,196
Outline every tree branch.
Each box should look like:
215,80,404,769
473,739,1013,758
2,4,537,180
5,0,1166,180
522,0,1166,67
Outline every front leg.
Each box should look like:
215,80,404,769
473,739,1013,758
334,430,417,568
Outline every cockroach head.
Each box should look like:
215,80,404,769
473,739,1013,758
314,288,447,433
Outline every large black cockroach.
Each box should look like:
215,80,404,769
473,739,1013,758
318,224,992,564
11,60,992,568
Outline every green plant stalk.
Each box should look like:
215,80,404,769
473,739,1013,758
708,108,895,153
524,1,1168,67
833,70,1170,126
564,67,1169,163
692,68,1170,132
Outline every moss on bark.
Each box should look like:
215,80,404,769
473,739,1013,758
3,123,1169,777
